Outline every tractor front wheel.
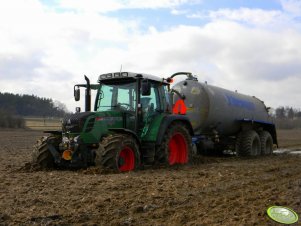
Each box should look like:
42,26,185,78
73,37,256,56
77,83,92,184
95,134,140,172
155,123,192,165
32,136,58,169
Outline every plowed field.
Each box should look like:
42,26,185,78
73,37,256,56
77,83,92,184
0,129,301,225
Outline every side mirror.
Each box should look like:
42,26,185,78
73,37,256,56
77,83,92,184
74,87,80,101
141,79,151,96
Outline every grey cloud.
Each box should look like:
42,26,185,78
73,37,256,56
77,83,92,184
153,24,301,83
0,52,44,80
0,52,74,82
227,60,301,81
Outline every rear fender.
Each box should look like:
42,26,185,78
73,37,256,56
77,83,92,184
156,115,193,145
108,128,140,146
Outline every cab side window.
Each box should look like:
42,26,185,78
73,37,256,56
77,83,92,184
141,83,161,120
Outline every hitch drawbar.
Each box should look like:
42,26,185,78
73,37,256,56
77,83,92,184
47,144,61,164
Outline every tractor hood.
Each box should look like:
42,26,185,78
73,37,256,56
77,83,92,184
62,111,125,136
62,112,95,133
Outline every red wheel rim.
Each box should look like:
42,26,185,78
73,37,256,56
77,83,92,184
168,133,188,165
118,146,135,172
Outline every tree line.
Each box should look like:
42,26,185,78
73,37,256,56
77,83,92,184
0,92,69,128
273,106,301,129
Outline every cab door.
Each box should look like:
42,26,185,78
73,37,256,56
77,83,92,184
140,82,163,139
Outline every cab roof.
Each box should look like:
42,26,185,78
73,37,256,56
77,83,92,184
98,72,169,84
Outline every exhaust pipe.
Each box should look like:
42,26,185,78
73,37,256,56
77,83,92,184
84,75,91,112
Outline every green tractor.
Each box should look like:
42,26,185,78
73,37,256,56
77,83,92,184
32,72,193,172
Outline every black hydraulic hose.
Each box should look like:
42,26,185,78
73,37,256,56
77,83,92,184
166,72,197,83
170,89,185,100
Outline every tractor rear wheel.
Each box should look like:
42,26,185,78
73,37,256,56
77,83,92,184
95,134,140,172
236,130,261,157
32,136,58,169
259,131,273,155
155,123,192,165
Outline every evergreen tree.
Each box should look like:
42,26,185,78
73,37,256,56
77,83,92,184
0,92,69,117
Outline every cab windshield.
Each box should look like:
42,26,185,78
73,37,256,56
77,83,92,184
95,82,136,112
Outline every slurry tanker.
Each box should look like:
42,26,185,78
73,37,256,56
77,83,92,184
32,72,277,172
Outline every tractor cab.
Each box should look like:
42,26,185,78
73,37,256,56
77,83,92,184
73,72,171,137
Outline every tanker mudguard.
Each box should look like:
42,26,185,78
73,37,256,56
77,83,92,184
155,115,193,145
238,118,274,126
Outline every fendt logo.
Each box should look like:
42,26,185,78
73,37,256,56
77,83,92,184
267,206,299,224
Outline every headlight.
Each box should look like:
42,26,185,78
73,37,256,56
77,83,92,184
73,135,80,143
62,136,69,144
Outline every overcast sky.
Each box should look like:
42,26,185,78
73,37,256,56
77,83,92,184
0,0,300,111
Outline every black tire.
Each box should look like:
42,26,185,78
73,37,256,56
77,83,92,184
197,140,223,156
236,130,261,157
155,122,192,165
196,140,211,156
235,132,243,154
95,134,140,172
32,136,58,169
259,131,273,155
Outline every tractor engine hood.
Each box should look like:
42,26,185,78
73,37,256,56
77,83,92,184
62,112,95,133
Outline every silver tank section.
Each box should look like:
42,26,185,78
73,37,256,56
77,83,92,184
172,79,272,135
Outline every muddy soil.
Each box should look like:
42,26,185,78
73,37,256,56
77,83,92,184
0,129,301,226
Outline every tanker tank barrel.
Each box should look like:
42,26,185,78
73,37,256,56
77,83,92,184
172,76,274,137
171,73,277,157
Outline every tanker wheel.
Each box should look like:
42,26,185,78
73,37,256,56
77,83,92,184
259,131,273,155
32,136,58,169
95,134,140,172
236,130,261,157
155,123,192,165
